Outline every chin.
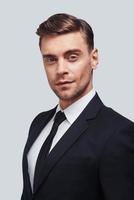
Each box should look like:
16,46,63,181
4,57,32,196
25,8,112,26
60,92,82,102
54,88,80,101
59,94,72,100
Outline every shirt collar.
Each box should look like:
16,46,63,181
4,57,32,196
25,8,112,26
56,88,96,124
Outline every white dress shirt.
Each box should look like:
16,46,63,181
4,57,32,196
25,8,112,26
27,88,96,191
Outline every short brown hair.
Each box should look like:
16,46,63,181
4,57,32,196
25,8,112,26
36,13,94,51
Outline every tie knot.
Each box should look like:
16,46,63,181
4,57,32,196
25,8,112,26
54,111,66,126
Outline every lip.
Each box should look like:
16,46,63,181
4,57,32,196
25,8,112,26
56,81,74,85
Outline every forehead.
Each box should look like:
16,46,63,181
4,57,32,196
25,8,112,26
40,32,89,55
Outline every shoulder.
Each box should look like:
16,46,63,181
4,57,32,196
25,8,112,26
33,107,56,120
98,105,134,160
98,105,134,131
90,93,134,129
28,106,57,132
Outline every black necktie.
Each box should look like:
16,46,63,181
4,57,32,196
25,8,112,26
34,111,66,187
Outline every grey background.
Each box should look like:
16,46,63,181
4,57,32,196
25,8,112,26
0,0,134,199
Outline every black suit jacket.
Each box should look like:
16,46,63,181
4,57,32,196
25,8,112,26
21,93,134,200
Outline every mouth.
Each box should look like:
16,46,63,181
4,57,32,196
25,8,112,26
56,81,74,86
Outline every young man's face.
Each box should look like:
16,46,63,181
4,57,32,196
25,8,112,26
40,31,98,109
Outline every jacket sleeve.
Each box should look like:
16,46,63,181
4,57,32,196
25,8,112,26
99,122,134,200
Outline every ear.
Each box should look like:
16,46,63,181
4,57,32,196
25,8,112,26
90,48,99,70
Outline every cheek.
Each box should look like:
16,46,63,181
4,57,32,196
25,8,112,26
76,64,90,82
45,68,55,82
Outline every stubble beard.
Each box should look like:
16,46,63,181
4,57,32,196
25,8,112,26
51,79,92,103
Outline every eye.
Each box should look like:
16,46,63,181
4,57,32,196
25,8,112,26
44,56,57,65
68,54,79,62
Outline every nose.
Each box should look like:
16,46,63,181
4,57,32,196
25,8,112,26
56,58,69,75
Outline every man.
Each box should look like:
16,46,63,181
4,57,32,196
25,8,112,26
21,13,134,200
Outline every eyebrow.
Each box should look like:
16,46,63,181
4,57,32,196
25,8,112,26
42,49,82,58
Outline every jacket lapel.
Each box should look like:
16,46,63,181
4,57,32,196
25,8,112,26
33,93,104,194
24,107,57,155
22,106,57,196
